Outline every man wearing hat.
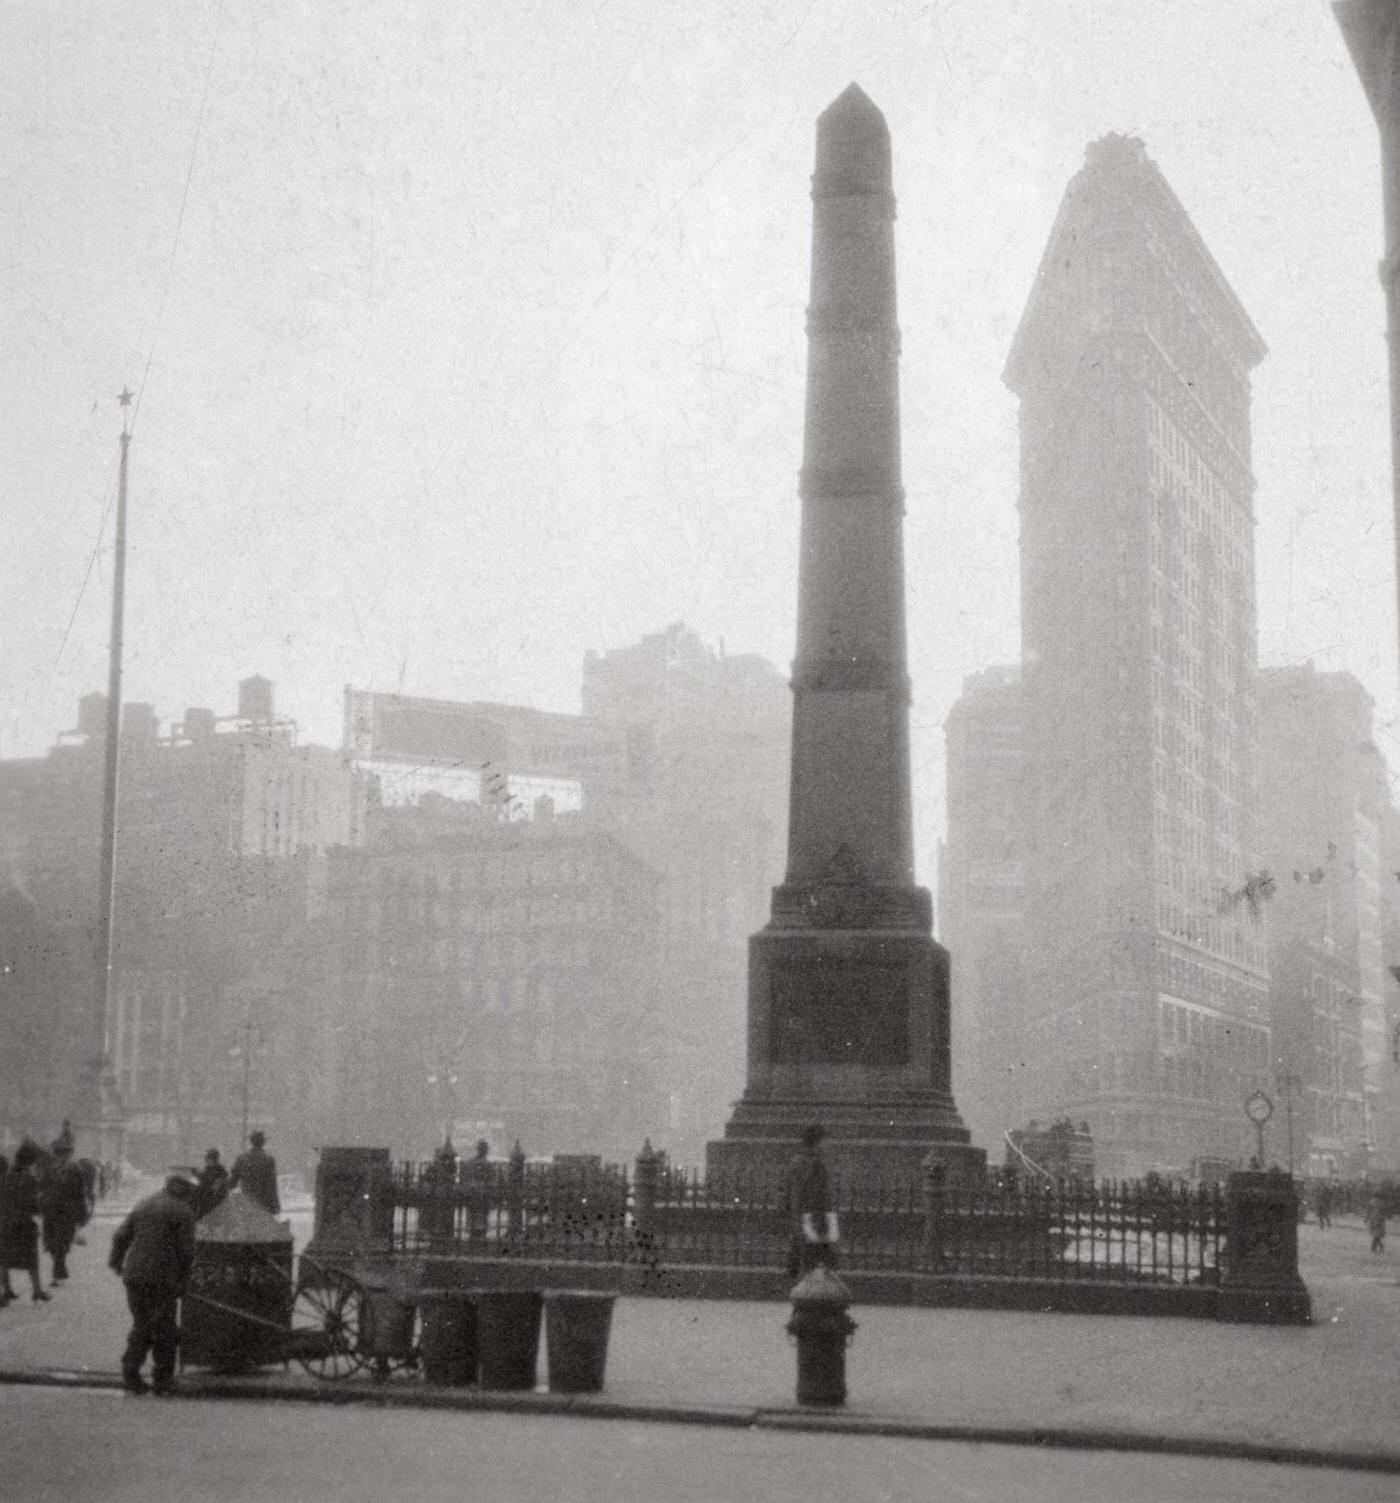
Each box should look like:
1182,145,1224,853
194,1149,230,1219
40,1139,91,1283
784,1123,836,1280
109,1175,197,1394
227,1131,280,1215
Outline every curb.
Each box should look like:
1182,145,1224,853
1,1367,1397,1476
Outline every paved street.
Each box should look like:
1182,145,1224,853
0,1205,1396,1497
1,1387,1395,1503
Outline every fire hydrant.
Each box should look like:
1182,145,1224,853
785,1264,857,1406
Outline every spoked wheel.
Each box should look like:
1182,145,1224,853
288,1264,367,1381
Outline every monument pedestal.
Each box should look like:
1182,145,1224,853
707,913,984,1189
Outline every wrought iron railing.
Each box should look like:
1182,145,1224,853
386,1150,1225,1288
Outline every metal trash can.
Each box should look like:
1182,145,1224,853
181,1190,294,1371
544,1289,616,1394
476,1289,543,1390
362,1288,418,1379
417,1290,478,1386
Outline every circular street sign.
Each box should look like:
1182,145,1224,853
1245,1089,1274,1124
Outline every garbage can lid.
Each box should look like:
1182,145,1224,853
195,1189,293,1244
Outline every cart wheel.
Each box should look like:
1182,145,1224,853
289,1267,366,1381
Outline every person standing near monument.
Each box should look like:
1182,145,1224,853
785,1124,835,1280
227,1131,280,1215
108,1176,197,1395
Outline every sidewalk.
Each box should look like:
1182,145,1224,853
1,1215,1396,1472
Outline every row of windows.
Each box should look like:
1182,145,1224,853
1156,896,1266,966
1146,396,1249,546
1158,998,1270,1066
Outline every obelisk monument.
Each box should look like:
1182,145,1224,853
708,84,984,1186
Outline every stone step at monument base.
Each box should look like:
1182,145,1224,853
706,1104,986,1191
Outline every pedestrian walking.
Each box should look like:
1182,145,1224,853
785,1123,837,1281
40,1140,91,1283
227,1131,280,1215
194,1149,230,1219
1366,1192,1387,1254
108,1175,197,1395
1315,1181,1333,1230
1,1142,51,1302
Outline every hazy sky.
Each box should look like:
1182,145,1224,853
2,0,1391,885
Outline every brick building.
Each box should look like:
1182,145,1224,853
0,679,362,1165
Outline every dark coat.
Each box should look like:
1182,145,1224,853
195,1162,230,1218
109,1191,196,1291
227,1147,279,1214
784,1148,831,1221
0,1170,40,1268
41,1160,90,1233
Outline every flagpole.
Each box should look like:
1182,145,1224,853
90,389,134,1163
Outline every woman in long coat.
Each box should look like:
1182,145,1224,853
1,1141,51,1302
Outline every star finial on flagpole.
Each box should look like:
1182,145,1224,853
117,387,134,435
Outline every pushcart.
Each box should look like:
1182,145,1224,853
181,1250,418,1381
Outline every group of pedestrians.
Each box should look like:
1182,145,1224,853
0,1127,97,1305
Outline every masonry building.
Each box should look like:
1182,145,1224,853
938,665,1027,1150
1258,664,1398,1177
1002,135,1272,1178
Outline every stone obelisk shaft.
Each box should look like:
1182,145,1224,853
709,85,982,1187
789,83,913,889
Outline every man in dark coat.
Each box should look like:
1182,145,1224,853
109,1176,197,1394
41,1141,91,1282
785,1123,835,1280
194,1149,230,1219
227,1131,279,1215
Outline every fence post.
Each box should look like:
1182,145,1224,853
306,1147,394,1261
426,1136,459,1249
634,1138,659,1242
507,1140,526,1239
1219,1168,1311,1324
922,1153,946,1272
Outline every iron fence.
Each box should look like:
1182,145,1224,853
386,1152,1224,1287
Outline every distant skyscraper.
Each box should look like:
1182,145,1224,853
1258,664,1398,1178
938,665,1026,1149
1003,135,1271,1178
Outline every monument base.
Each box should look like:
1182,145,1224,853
707,922,986,1190
706,1120,986,1189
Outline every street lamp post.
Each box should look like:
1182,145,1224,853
1246,1089,1274,1169
229,1018,263,1145
1276,1072,1303,1175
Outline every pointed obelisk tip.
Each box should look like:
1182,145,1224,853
815,82,891,186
